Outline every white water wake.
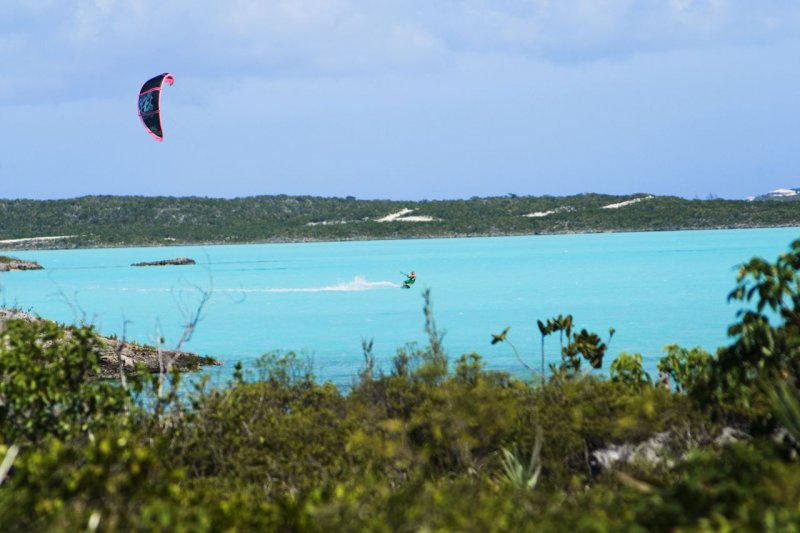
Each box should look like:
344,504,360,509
222,276,401,293
108,276,402,293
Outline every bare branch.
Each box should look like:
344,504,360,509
174,282,212,353
505,338,533,373
422,288,445,360
115,317,132,390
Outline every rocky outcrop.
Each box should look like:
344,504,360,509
96,337,219,379
589,427,750,476
131,257,196,267
0,308,37,323
0,257,43,272
0,308,219,378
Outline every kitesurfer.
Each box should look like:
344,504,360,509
401,271,416,289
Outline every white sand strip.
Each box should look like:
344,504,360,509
306,220,349,226
523,206,573,218
376,208,436,222
377,208,415,222
601,196,654,209
0,235,75,245
395,215,436,222
524,210,557,218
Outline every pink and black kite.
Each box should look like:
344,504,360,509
137,73,175,142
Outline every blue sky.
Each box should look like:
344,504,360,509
1,1,798,200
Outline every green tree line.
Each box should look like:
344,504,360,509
0,193,798,248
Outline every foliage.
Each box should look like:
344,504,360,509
532,314,616,376
610,352,652,390
661,240,800,427
768,379,800,444
500,425,543,490
1,194,799,249
714,241,800,401
494,314,615,378
537,314,573,374
0,434,194,532
559,327,614,374
629,443,800,531
657,344,713,394
0,319,132,444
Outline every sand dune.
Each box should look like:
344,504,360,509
376,208,436,222
601,196,654,209
0,235,75,245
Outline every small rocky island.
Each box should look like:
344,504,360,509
131,257,196,267
0,308,219,378
0,255,43,272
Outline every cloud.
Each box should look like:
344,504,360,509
1,0,799,103
436,0,799,61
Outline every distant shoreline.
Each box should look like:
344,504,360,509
2,193,799,252
2,223,799,253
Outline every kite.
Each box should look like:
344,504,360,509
137,73,174,142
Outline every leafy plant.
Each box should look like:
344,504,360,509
663,240,800,422
768,379,800,443
560,327,615,373
499,426,543,490
0,319,133,443
657,345,712,394
610,353,652,390
537,314,573,374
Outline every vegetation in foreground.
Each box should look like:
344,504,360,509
1,193,799,249
3,241,800,530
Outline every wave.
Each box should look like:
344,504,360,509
254,276,401,292
99,276,402,293
217,276,401,293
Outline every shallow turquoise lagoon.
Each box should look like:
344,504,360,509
2,228,799,385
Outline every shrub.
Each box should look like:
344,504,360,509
610,353,652,390
0,319,131,444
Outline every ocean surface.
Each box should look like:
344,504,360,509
1,228,798,386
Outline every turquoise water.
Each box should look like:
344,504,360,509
1,228,798,385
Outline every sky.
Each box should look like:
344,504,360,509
1,0,798,201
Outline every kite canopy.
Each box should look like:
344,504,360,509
137,73,174,142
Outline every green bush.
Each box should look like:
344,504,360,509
0,319,131,444
658,240,800,429
0,434,197,532
610,352,652,390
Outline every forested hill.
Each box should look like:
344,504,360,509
0,193,798,249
